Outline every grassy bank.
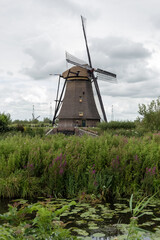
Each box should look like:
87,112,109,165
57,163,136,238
0,132,160,199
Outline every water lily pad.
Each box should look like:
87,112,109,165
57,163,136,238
89,214,100,219
80,212,100,220
98,203,110,208
60,212,70,217
88,226,99,230
88,221,97,226
95,218,104,221
80,212,90,218
119,208,130,213
77,203,90,207
71,208,82,213
92,232,105,237
72,228,89,236
88,207,96,213
75,207,85,211
101,213,113,219
76,220,87,225
114,203,127,209
143,211,154,215
140,221,155,227
100,206,110,212
88,222,98,229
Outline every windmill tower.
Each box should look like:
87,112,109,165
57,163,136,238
52,16,117,133
58,65,100,130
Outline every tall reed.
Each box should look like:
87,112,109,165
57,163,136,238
0,133,160,198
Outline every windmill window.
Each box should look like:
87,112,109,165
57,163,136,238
79,112,83,117
79,96,82,102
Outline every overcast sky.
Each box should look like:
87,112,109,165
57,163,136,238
0,0,160,121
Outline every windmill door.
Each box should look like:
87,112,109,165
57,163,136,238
82,120,86,127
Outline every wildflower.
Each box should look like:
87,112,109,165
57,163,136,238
55,153,62,162
134,155,139,161
92,169,96,175
28,163,34,168
123,137,128,144
24,224,31,229
111,155,120,169
152,166,156,175
146,166,156,176
63,161,67,167
59,168,64,175
94,181,98,186
49,163,52,168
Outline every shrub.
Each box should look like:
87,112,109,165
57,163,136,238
0,112,11,132
138,97,160,131
98,121,136,130
0,199,78,240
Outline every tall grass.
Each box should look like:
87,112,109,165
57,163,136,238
0,132,160,199
98,121,136,130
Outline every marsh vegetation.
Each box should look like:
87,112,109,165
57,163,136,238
1,98,160,239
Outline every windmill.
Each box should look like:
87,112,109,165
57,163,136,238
52,16,117,132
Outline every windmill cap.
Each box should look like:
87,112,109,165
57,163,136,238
62,66,90,80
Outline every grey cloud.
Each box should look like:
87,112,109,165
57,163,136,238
89,36,154,85
7,71,13,76
92,37,151,60
22,35,65,79
99,76,160,99
90,37,151,71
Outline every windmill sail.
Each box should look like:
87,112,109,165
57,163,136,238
53,16,117,128
96,71,117,83
66,52,91,71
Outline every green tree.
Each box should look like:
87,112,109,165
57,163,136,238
0,113,11,131
138,97,160,131
43,117,52,124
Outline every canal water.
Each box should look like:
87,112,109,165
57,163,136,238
0,197,160,239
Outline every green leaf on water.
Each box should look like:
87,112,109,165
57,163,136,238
153,217,160,221
76,220,87,225
88,226,99,230
88,221,97,226
72,228,89,236
101,213,114,219
88,207,96,213
80,212,90,218
92,232,105,237
60,212,70,217
77,203,90,207
119,208,130,213
140,221,155,227
114,203,128,209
